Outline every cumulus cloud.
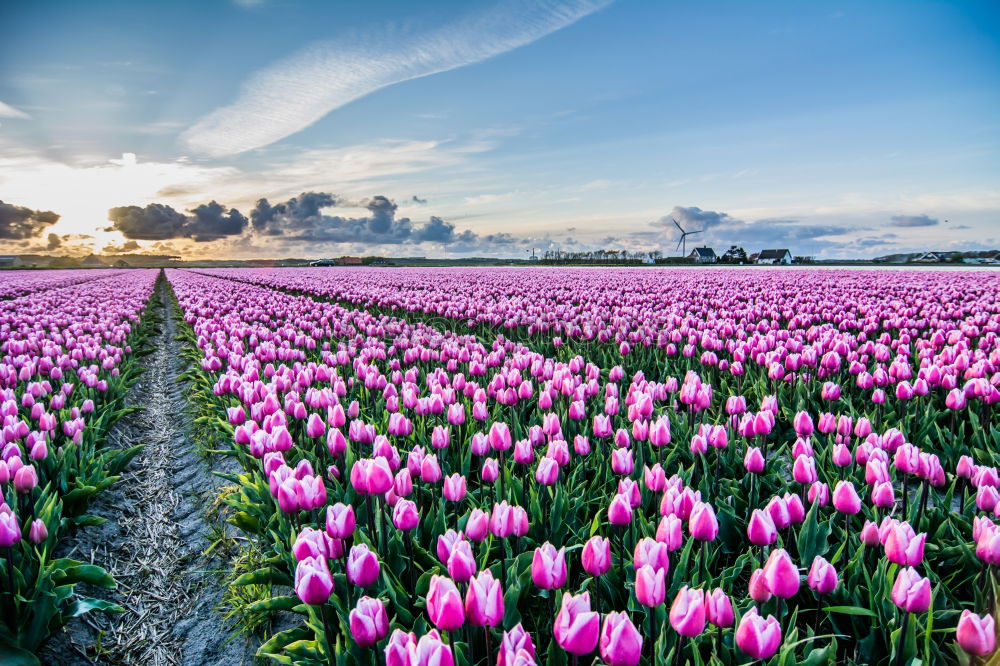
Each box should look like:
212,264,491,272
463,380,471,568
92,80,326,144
181,0,611,156
890,214,938,227
102,240,142,254
249,191,480,245
46,233,61,251
658,205,739,232
108,201,248,242
654,205,854,256
0,200,60,239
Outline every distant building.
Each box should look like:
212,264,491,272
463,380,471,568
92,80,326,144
912,252,944,263
80,255,105,268
0,256,21,268
756,249,792,265
339,256,363,266
687,247,717,264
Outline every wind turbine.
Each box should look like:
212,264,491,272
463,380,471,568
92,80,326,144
672,218,703,257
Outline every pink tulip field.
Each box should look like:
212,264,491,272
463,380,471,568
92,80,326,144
3,266,1000,665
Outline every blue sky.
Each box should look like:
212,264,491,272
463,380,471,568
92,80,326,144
0,0,997,259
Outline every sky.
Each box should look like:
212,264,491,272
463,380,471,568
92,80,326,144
0,0,998,260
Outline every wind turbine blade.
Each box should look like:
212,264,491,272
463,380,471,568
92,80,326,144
676,238,683,251
688,230,703,236
672,218,684,233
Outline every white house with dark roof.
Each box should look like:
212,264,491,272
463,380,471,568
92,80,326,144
687,247,717,264
756,249,792,265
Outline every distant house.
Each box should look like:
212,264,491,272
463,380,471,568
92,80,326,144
687,247,717,264
912,252,944,263
80,255,105,268
339,256,363,266
0,256,21,269
756,249,793,265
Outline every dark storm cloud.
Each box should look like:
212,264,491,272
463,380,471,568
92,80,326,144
108,201,247,242
108,203,188,240
249,191,478,245
0,200,60,239
250,192,339,235
46,233,61,251
890,214,938,228
188,201,249,241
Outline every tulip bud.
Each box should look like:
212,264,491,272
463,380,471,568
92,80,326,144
956,609,996,656
465,570,504,627
706,588,734,628
349,596,389,648
582,535,612,577
891,566,931,613
531,542,567,590
736,607,782,660
669,586,706,637
427,575,466,631
294,556,333,605
599,611,643,666
554,592,600,656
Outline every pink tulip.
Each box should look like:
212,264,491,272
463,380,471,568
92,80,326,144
350,596,389,648
883,522,926,567
891,566,931,613
325,503,355,539
465,508,489,542
498,623,535,666
688,502,718,541
608,493,633,526
807,556,838,595
747,509,777,546
28,518,47,544
294,555,333,605
762,548,799,599
956,610,996,656
669,586,706,637
832,480,861,514
744,447,765,473
582,535,612,577
0,510,21,548
427,575,466,631
531,542,567,590
443,473,467,502
347,544,380,588
706,588,734,628
749,568,772,603
736,607,782,660
535,457,559,486
393,499,419,531
635,565,666,607
465,570,504,627
554,591,600,656
599,611,643,666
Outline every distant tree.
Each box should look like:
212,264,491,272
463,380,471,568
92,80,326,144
720,245,748,264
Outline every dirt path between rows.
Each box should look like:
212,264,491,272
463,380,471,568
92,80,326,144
40,275,257,666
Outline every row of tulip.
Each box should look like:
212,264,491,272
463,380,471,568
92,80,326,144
2,269,158,663
167,267,998,665
0,269,127,300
